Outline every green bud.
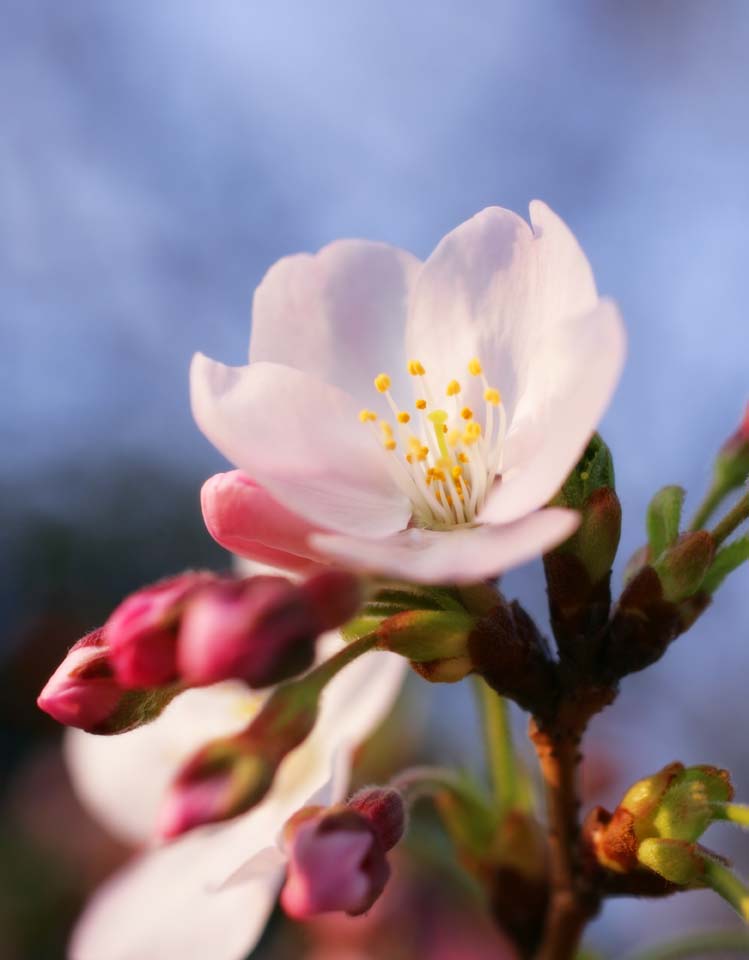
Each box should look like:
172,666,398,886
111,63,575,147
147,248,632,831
620,762,684,837
653,766,733,842
637,837,706,887
376,609,475,662
713,405,749,494
552,434,616,510
653,531,716,602
646,485,685,560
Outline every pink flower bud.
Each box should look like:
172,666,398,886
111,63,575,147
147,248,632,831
300,570,363,632
106,572,217,688
37,629,124,733
281,808,390,919
177,577,316,687
176,571,363,688
349,787,406,851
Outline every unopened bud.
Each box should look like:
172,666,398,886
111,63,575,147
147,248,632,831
158,679,318,837
281,805,392,919
177,576,316,688
349,786,406,851
376,609,475,662
107,572,218,688
653,765,733,842
300,569,363,631
713,404,749,495
37,629,125,733
653,531,716,603
37,628,178,734
158,738,273,838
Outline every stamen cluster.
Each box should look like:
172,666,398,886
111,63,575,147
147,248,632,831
360,358,506,529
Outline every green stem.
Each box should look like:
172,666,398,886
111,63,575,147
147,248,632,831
704,859,749,922
473,676,518,816
711,491,749,547
624,930,749,960
390,765,478,805
305,631,379,694
712,803,749,828
690,485,729,532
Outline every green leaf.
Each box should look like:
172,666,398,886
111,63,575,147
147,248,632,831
647,486,685,560
701,535,749,593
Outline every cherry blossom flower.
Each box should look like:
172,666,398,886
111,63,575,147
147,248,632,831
65,638,406,960
191,202,625,584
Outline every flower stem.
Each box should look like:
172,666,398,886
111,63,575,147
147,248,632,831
690,485,729,532
710,491,749,547
704,859,749,922
305,632,379,694
473,677,519,817
711,802,749,828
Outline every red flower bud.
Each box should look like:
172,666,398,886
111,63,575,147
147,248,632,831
37,629,124,733
106,572,217,688
281,808,390,918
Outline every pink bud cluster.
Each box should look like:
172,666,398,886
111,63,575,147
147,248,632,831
281,787,406,919
37,569,362,733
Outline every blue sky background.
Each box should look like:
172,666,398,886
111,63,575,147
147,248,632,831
2,2,749,954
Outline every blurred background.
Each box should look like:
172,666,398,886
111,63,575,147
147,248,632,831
2,1,748,957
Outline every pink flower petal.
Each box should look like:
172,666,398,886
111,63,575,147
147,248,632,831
406,202,599,419
479,298,626,525
250,239,421,407
201,471,327,572
311,509,580,584
191,355,411,537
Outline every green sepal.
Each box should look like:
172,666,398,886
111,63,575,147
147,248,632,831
701,535,749,593
647,485,685,560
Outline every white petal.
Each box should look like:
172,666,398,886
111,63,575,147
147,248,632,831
311,510,580,584
191,355,411,537
70,832,283,960
479,299,626,524
250,239,421,407
65,683,264,847
406,203,599,419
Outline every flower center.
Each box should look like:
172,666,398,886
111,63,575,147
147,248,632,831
359,358,506,530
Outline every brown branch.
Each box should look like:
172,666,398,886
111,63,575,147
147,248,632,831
530,719,601,960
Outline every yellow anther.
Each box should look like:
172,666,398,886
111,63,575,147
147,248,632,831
374,373,391,393
463,421,482,445
446,379,461,396
408,436,422,450
397,411,411,424
484,387,501,406
460,406,473,420
452,465,463,480
458,452,469,464
415,398,427,410
442,424,448,434
408,360,426,376
468,358,483,376
359,409,377,423
384,439,397,451
406,453,413,464
446,429,461,447
417,446,429,461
